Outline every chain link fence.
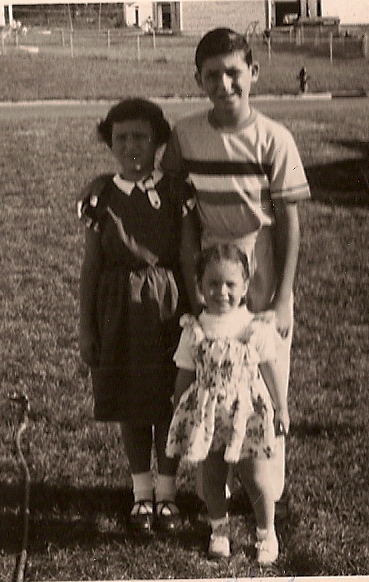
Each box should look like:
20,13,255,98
1,23,367,62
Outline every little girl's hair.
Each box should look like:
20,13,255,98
196,243,250,283
97,97,171,148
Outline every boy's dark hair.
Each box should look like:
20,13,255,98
195,27,253,73
196,243,250,283
97,97,171,148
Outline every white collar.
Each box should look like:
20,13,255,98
113,168,163,196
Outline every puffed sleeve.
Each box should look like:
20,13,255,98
173,314,203,370
248,311,278,363
76,174,111,232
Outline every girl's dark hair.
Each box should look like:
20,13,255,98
196,243,250,283
195,27,253,73
97,97,171,148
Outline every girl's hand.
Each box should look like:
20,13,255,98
274,406,290,437
79,328,100,367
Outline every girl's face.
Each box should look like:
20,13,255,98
111,119,156,181
199,258,248,315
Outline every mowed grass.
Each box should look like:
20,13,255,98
1,98,369,579
1,29,369,100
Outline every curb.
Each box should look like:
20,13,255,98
0,92,368,107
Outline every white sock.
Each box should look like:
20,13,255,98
256,526,275,540
155,474,176,503
210,514,229,535
132,471,153,503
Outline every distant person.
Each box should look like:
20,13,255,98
161,25,310,534
145,15,153,33
77,98,195,534
166,243,289,563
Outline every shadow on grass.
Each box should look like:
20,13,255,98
290,418,360,439
0,481,213,553
1,479,327,576
306,139,369,207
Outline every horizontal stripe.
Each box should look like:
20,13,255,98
271,183,311,202
196,188,271,206
184,158,271,177
189,172,270,193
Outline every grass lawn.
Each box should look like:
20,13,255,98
0,99,369,578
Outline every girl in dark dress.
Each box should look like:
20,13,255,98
78,98,195,533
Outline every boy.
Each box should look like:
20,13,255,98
162,28,310,562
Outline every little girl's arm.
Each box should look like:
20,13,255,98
173,368,196,408
79,228,103,366
259,360,290,436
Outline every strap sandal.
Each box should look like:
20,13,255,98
155,500,182,532
129,500,154,534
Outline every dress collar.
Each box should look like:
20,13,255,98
113,168,163,196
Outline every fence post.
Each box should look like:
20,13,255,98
107,29,110,48
70,30,74,58
152,27,156,50
267,37,271,61
329,32,333,63
137,34,141,61
61,28,65,47
361,34,368,58
296,27,301,46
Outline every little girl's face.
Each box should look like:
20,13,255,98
111,119,156,181
200,258,248,315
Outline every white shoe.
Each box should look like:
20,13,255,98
208,534,230,559
255,530,278,565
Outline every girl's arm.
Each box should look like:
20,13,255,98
79,228,103,366
259,359,290,436
271,199,300,338
173,368,196,408
180,207,203,316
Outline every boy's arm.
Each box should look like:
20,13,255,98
259,360,290,436
161,128,187,179
180,207,203,316
271,199,300,338
173,368,196,408
79,228,103,366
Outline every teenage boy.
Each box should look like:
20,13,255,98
162,27,310,562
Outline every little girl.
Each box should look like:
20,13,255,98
166,243,289,564
78,98,193,534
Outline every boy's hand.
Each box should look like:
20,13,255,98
79,329,100,367
274,406,290,436
273,299,292,339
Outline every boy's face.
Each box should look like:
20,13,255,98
195,50,259,125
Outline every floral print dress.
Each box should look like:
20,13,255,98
166,307,278,463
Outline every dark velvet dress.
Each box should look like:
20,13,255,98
78,172,191,424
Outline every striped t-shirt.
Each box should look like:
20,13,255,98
162,107,310,309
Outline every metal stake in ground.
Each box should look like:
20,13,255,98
9,391,31,582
